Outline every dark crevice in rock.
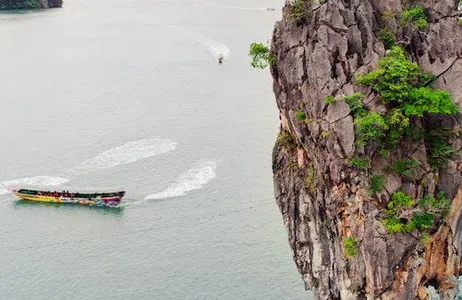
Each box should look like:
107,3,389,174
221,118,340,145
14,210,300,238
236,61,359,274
434,57,462,79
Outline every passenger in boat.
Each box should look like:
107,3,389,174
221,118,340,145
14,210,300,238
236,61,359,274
218,54,224,65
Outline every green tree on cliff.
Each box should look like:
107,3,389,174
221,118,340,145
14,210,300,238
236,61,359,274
249,42,273,69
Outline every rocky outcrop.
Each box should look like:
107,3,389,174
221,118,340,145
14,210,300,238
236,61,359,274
271,0,462,299
0,0,62,9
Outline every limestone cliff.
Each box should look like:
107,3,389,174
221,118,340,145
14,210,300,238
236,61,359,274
0,0,62,9
270,0,462,299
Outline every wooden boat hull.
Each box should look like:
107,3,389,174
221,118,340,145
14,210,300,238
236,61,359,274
8,187,124,208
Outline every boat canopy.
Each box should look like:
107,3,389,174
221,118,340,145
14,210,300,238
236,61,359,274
17,189,123,198
12,185,125,194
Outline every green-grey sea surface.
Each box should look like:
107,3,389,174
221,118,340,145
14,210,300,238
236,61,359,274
0,0,312,299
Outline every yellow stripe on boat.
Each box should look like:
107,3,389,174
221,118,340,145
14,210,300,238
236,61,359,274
15,193,60,203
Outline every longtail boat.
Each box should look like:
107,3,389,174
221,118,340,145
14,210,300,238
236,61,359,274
6,186,125,208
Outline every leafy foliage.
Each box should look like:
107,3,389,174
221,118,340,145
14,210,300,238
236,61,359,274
343,93,366,117
420,232,430,246
325,95,335,104
378,28,396,49
343,237,359,257
357,47,422,103
381,191,449,234
381,9,397,20
356,46,458,150
287,0,313,24
401,6,428,30
276,131,296,148
379,149,390,158
312,278,319,288
354,112,388,145
410,212,434,230
305,164,315,193
426,134,457,170
404,126,425,142
383,213,433,234
385,108,410,145
249,42,272,69
370,174,385,194
418,191,451,214
296,110,306,121
387,191,414,212
387,158,418,176
382,216,404,234
403,87,458,117
382,191,415,234
349,156,369,170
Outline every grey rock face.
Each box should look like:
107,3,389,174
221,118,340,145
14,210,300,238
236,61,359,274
326,101,350,124
271,0,462,299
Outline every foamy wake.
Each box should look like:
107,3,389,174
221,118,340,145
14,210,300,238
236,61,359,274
0,176,69,195
195,37,231,62
145,161,217,200
74,138,178,173
166,26,231,63
219,6,276,11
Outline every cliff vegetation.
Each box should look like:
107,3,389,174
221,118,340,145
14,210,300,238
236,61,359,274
252,0,462,299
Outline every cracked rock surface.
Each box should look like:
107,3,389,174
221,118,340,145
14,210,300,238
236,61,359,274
271,0,462,299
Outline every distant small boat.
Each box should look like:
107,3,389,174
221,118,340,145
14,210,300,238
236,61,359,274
6,186,125,208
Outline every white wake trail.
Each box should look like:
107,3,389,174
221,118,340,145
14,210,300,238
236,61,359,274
0,176,69,195
195,37,231,62
166,26,231,63
74,138,178,173
0,138,177,197
145,161,217,200
219,6,276,11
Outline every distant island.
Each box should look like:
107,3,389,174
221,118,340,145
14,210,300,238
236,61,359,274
0,0,62,9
